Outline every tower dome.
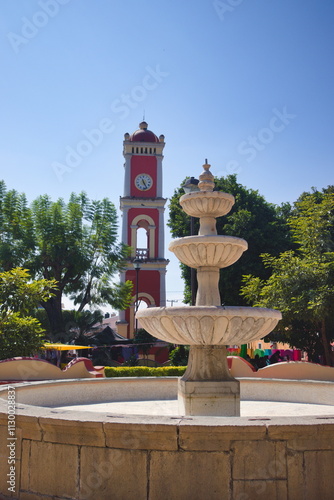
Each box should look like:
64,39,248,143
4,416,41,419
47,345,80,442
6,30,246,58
129,121,159,143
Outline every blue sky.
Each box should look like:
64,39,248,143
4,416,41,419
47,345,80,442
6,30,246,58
1,0,333,309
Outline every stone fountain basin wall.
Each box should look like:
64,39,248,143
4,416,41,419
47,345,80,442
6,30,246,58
1,376,333,407
0,378,333,499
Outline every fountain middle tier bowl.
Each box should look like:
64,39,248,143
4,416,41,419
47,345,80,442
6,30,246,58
168,235,248,268
136,306,282,346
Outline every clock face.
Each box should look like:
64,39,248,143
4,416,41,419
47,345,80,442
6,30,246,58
135,174,153,191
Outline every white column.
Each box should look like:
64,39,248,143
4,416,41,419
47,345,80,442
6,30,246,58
123,155,131,196
148,225,156,258
119,270,126,287
160,268,167,306
121,206,128,245
130,225,137,257
156,157,163,197
158,206,165,258
118,271,126,322
118,310,126,321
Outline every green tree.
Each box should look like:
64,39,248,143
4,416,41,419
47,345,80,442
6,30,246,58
133,328,156,361
35,308,105,344
168,174,293,305
0,268,57,359
0,181,35,270
169,345,189,366
241,191,334,365
0,183,133,340
63,309,104,343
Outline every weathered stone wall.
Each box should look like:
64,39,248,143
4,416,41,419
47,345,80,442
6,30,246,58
1,357,334,383
0,357,104,381
0,407,333,500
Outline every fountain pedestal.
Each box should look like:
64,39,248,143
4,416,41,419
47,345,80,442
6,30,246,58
178,345,240,416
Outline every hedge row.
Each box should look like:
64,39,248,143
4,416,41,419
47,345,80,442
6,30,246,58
104,366,187,378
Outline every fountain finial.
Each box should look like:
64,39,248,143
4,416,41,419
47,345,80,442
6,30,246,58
199,159,214,191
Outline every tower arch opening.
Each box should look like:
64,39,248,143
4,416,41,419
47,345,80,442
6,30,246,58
130,214,156,259
133,292,156,310
136,226,148,260
130,292,156,335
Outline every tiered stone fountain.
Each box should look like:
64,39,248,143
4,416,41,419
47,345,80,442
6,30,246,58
137,161,282,416
1,164,333,499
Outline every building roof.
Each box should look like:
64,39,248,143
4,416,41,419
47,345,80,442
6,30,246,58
86,326,132,346
129,121,159,143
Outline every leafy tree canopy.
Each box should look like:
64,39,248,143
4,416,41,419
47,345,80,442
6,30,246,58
0,182,133,340
0,267,57,316
0,268,56,359
168,174,293,305
241,190,334,365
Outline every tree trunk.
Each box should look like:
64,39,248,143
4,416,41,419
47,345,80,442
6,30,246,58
320,319,333,367
42,292,66,342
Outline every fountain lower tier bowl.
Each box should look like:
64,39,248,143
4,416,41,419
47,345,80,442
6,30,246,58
136,306,282,345
168,235,248,268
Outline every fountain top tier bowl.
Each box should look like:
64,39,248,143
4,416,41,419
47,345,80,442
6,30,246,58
179,160,236,235
179,190,235,219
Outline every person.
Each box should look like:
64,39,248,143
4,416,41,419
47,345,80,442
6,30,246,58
257,355,269,369
250,355,259,370
254,354,260,370
269,351,282,364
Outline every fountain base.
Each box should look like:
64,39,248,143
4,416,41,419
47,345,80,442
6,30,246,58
178,378,240,416
178,345,240,416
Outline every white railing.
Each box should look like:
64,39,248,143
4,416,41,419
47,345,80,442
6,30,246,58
136,248,148,259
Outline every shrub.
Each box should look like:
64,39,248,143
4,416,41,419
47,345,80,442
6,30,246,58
169,345,189,366
104,366,186,378
0,313,45,360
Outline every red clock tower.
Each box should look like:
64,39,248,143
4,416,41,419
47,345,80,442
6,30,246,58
117,121,169,339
